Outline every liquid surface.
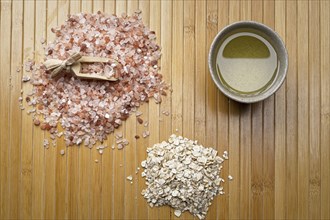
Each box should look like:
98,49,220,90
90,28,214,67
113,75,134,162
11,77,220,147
216,31,278,94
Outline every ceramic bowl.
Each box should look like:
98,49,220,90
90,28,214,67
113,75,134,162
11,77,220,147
208,21,288,103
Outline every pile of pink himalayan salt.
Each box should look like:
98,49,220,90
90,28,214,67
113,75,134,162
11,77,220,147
24,11,168,147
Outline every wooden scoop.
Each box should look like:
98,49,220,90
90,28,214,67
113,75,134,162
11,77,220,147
44,53,118,81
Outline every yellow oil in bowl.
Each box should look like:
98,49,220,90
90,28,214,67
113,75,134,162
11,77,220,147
216,31,279,95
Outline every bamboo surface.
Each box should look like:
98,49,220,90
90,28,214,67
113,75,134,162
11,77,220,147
0,0,330,219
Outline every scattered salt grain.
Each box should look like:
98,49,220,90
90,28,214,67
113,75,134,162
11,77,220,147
33,119,40,126
117,144,124,150
135,111,143,117
40,37,46,44
142,130,150,138
162,110,170,116
22,75,30,82
60,149,65,155
127,175,133,181
137,117,143,124
43,139,49,148
27,109,36,115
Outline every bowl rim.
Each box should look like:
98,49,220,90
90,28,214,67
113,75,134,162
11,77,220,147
208,20,288,103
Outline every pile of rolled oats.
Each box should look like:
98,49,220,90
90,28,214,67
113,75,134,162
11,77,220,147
22,11,167,147
141,134,228,219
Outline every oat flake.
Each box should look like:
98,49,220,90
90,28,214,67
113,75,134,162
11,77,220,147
141,134,229,220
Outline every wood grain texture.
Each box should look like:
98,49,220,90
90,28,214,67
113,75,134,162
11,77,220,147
0,0,329,219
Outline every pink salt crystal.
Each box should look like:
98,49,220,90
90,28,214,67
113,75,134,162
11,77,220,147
115,133,123,139
162,110,170,116
137,117,143,124
77,131,85,136
25,11,168,148
43,139,49,148
117,144,124,150
142,130,150,138
22,75,30,82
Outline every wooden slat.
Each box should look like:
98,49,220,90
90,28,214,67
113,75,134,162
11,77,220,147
308,1,321,219
44,1,57,219
194,0,206,149
9,0,23,218
136,1,150,219
66,0,80,218
31,0,46,218
297,1,309,219
89,3,104,220
239,1,251,219
182,2,195,219
20,0,35,218
274,1,286,219
90,0,104,215
93,0,103,12
228,1,241,219
124,2,139,219
217,1,229,219
250,1,264,220
262,1,275,219
102,1,115,219
320,1,330,219
286,0,298,219
169,2,183,219
0,0,12,219
112,1,126,219
182,0,195,141
205,1,219,219
54,2,69,219
148,1,160,219
159,0,172,218
171,0,183,137
77,2,92,220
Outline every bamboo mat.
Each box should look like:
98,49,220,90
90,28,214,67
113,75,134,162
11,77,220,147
0,0,330,219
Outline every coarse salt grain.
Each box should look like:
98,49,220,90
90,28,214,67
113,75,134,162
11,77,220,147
24,11,168,148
